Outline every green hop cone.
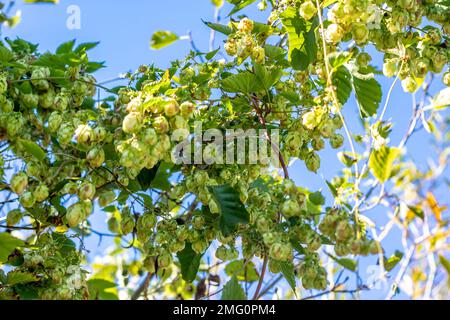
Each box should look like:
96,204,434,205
305,152,321,173
66,203,86,228
10,172,28,195
299,1,316,21
34,184,49,202
7,209,23,226
86,147,105,168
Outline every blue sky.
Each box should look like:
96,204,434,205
2,0,448,299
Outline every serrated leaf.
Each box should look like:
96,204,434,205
280,261,296,293
328,51,353,69
0,46,13,62
281,7,317,71
150,31,179,50
56,39,75,54
328,253,357,271
208,184,249,236
205,48,220,60
353,74,382,118
227,0,257,16
369,146,400,183
75,41,100,53
221,275,247,300
384,251,403,272
19,139,46,161
221,72,259,93
309,191,325,205
0,233,24,263
332,66,352,106
254,64,282,92
177,243,203,283
225,260,259,282
203,20,233,35
6,271,38,286
87,279,118,300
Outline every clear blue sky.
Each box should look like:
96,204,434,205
3,0,448,299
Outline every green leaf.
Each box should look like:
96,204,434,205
52,233,76,257
328,51,354,70
328,253,357,271
332,66,352,106
280,261,296,293
408,205,424,220
56,39,75,54
369,146,400,183
221,275,247,300
150,31,179,50
19,139,46,161
221,72,259,94
136,164,160,191
281,7,317,70
439,255,450,276
322,0,338,7
228,0,257,16
309,191,325,206
203,20,233,35
75,41,100,53
254,64,283,92
384,251,403,272
6,271,39,286
87,279,119,300
353,74,382,118
150,162,173,191
225,260,259,282
85,61,106,73
0,233,24,263
177,243,203,283
208,184,249,237
0,46,13,62
205,48,220,60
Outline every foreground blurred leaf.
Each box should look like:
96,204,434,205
150,31,179,50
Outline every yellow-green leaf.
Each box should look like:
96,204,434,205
369,146,400,183
150,31,179,50
19,139,46,161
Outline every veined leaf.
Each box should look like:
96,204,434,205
254,64,282,92
369,146,400,183
203,20,233,35
221,275,247,300
19,139,46,161
280,7,318,71
280,261,297,293
332,66,352,106
353,74,382,118
0,233,24,263
177,243,203,283
227,0,257,16
221,72,258,93
150,31,179,50
56,39,75,54
328,253,357,272
225,260,259,282
208,184,249,236
6,271,39,286
384,251,403,272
